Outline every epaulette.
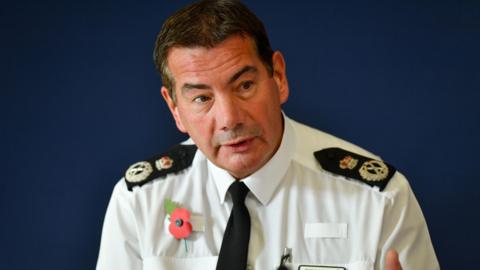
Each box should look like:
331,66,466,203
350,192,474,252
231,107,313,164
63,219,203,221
314,147,396,191
124,144,197,191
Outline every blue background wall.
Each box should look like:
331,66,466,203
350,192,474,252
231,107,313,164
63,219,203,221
1,1,479,269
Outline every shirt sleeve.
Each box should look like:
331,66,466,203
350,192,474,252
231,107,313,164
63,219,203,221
96,180,142,270
376,172,440,269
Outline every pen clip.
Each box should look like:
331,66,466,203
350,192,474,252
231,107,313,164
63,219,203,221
277,247,292,270
282,247,292,263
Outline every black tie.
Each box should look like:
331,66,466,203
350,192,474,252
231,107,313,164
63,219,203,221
216,181,251,270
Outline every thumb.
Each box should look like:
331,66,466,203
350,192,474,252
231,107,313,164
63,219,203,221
385,249,402,270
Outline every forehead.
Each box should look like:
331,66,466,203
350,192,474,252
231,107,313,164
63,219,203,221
166,36,262,82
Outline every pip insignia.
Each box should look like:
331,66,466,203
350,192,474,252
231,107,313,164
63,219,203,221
124,144,197,191
339,155,358,170
156,156,174,170
314,147,396,191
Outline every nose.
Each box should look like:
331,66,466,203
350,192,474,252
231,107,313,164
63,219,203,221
215,94,244,131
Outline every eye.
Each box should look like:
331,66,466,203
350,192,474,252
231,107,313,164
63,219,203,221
192,95,211,104
240,81,254,90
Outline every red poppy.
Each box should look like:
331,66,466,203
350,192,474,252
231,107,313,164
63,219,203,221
168,208,192,239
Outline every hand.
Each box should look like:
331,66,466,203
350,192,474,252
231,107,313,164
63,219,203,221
385,249,403,270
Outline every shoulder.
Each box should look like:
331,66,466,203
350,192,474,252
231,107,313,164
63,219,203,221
287,117,396,192
288,117,379,160
123,143,198,191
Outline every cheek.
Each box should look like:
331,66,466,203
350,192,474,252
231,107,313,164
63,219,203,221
180,113,213,144
260,94,283,136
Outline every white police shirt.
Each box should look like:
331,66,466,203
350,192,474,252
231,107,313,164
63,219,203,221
96,115,440,270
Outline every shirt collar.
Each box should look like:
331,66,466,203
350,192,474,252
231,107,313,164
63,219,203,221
208,114,296,206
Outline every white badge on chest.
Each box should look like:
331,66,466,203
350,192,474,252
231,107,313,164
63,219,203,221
298,266,346,270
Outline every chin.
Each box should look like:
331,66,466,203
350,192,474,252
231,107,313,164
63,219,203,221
222,158,262,178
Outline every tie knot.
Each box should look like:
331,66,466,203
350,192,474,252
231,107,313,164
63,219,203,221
228,181,249,206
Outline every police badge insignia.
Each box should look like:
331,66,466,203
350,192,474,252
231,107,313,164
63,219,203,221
314,147,396,191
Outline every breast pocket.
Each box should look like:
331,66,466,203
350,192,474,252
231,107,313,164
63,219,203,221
143,256,218,270
294,260,373,270
344,260,373,270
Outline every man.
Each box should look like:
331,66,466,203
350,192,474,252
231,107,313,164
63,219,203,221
97,1,439,269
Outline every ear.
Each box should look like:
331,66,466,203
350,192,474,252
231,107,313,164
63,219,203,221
272,51,289,104
161,86,187,133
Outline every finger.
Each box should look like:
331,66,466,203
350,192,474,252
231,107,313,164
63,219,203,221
385,249,402,270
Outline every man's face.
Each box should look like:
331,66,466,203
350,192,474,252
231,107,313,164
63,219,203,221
162,35,289,179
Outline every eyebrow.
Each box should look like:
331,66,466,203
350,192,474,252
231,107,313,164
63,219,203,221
227,65,258,84
180,65,258,94
181,82,211,94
